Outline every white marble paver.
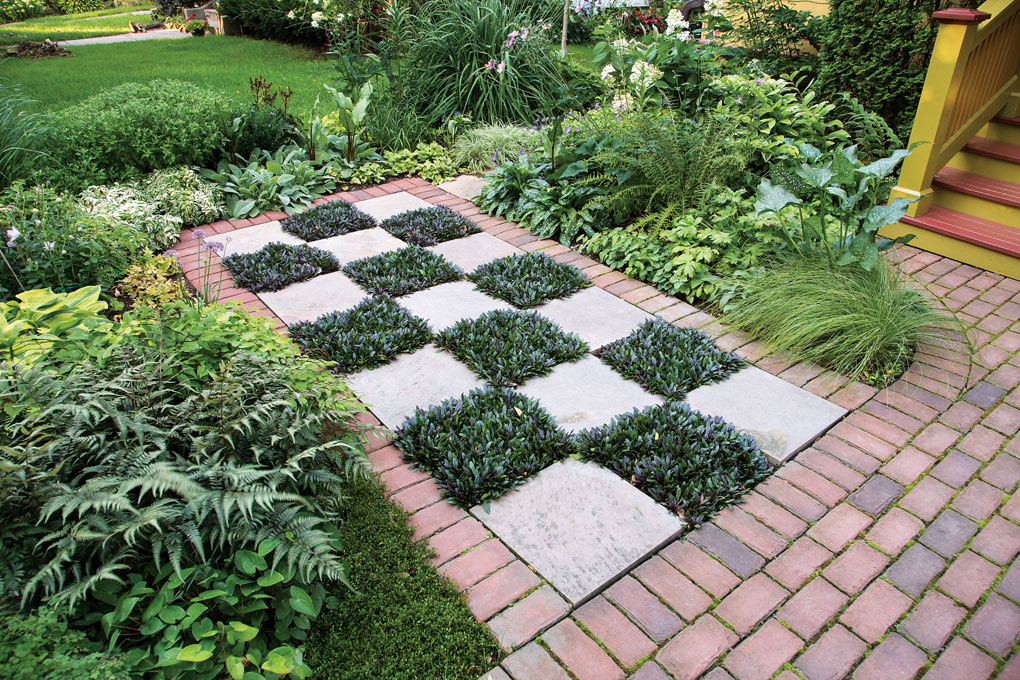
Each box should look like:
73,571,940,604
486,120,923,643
427,232,523,274
437,175,488,201
517,355,663,433
355,192,433,222
471,459,684,605
536,286,655,352
400,281,514,332
348,344,485,429
257,271,367,325
206,221,303,257
311,228,406,266
685,365,848,464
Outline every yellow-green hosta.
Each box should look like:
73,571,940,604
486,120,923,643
0,285,110,365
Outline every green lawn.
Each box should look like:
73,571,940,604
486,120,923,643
1,36,335,115
0,6,152,45
566,43,596,73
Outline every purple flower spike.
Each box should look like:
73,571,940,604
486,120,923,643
203,241,225,254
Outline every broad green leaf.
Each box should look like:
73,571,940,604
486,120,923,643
289,586,316,616
177,643,214,663
229,621,260,642
857,148,911,178
262,648,297,675
754,179,801,216
226,656,246,680
794,164,833,188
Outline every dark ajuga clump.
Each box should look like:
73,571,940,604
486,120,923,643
380,206,480,247
280,200,377,241
578,403,771,525
222,242,339,292
342,246,463,296
436,309,588,387
396,387,575,507
600,319,744,399
468,252,590,308
289,296,431,373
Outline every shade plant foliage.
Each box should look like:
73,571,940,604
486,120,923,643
469,252,590,308
282,200,377,241
222,242,341,293
380,206,481,247
342,246,464,296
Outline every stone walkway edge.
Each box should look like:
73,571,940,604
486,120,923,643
171,177,1020,680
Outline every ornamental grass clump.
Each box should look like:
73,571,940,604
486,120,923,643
578,403,771,524
722,255,946,385
222,241,340,292
436,309,588,387
281,200,377,241
469,252,590,308
289,296,431,373
380,206,480,247
396,386,575,506
343,246,463,296
601,319,744,399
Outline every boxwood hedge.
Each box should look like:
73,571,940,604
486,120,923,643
281,201,377,241
222,242,340,292
380,206,480,247
396,387,575,507
436,309,589,387
289,296,431,373
343,246,464,296
468,253,590,308
577,403,771,524
600,320,744,400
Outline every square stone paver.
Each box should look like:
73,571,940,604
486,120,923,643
355,191,433,222
311,227,406,266
438,174,488,201
206,221,303,256
347,343,484,429
536,286,655,351
518,355,663,433
428,232,523,274
257,271,366,324
400,281,514,331
471,458,684,605
685,365,847,464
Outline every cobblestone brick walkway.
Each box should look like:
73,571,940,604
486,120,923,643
173,178,1020,680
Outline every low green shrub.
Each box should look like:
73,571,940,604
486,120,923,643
290,296,431,373
230,105,301,161
381,142,459,185
436,309,588,387
143,166,225,227
380,206,480,247
396,386,575,506
282,200,377,241
0,0,47,22
450,124,538,173
306,478,502,680
112,253,183,309
42,80,233,191
217,0,340,47
578,403,771,524
601,320,743,400
469,252,590,308
79,183,184,252
721,255,945,384
223,242,341,293
343,246,463,296
0,183,146,299
201,147,334,219
0,608,130,680
55,0,103,12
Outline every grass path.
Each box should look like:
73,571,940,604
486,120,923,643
1,36,333,115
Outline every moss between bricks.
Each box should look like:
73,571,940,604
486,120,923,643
289,296,431,373
436,309,589,387
343,246,464,296
469,252,591,308
222,242,340,293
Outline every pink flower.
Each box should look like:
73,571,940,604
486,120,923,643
485,59,497,70
496,61,506,74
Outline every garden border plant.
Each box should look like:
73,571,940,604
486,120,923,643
436,308,589,387
600,319,744,400
396,386,576,507
222,242,340,293
468,252,590,308
289,296,431,374
342,246,464,296
380,206,480,247
281,200,377,241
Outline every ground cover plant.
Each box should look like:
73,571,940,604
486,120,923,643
578,403,772,524
600,320,744,400
306,478,502,680
282,200,377,241
380,206,480,247
222,242,340,292
396,386,575,506
469,252,590,308
343,246,463,296
289,296,431,373
436,309,588,387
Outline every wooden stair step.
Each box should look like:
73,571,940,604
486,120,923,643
992,115,1020,127
964,136,1020,165
901,206,1020,257
933,166,1020,209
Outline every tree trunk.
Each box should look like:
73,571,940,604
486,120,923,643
561,0,569,57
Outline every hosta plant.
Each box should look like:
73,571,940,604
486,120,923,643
281,200,376,241
0,286,109,365
469,252,590,308
342,246,463,297
222,242,340,293
380,206,480,247
201,147,334,219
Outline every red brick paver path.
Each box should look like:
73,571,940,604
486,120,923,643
172,178,1020,679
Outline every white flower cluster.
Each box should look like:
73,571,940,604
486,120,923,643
601,63,617,82
612,92,635,112
665,8,689,35
629,60,663,88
